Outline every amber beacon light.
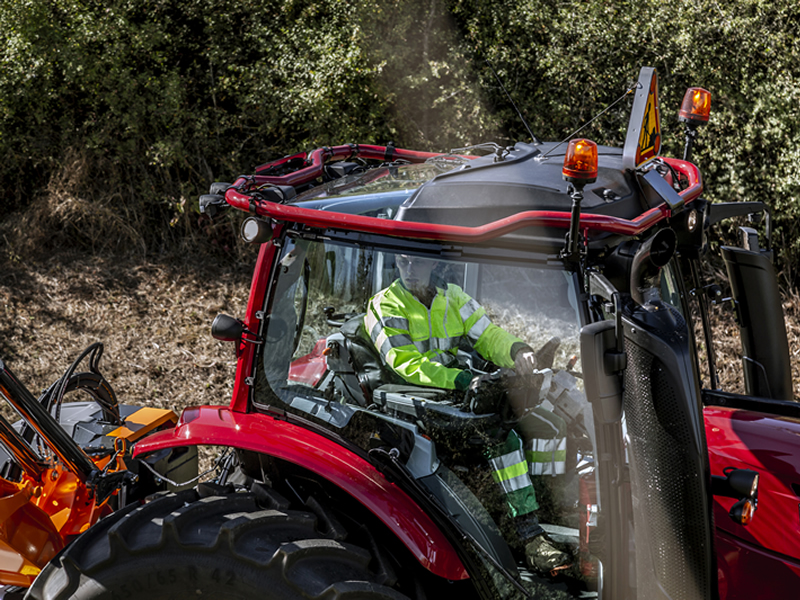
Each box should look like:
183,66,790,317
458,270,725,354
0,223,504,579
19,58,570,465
561,138,598,260
562,138,598,184
679,87,711,126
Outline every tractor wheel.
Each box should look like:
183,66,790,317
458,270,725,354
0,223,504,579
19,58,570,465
26,486,412,600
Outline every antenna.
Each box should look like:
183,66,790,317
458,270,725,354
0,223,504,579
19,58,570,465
543,81,639,159
485,59,542,145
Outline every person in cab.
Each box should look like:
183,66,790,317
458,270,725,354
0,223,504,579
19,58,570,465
365,254,570,575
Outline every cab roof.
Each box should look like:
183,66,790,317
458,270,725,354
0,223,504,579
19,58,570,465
398,143,643,230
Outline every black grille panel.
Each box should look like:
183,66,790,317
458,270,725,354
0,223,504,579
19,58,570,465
624,341,711,600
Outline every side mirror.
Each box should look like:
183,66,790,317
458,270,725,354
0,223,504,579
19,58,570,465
211,314,244,342
199,194,227,218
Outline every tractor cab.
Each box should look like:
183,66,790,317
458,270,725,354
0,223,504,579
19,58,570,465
234,68,713,597
253,161,600,595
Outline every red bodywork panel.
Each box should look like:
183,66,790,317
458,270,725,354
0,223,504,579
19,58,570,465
704,406,800,599
133,405,469,581
288,338,327,386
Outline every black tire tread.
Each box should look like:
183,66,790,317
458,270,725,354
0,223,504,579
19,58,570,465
26,489,410,600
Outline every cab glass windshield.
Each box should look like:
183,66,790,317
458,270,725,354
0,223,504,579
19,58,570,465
253,233,603,597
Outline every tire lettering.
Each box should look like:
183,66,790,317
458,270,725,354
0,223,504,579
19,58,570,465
113,568,181,596
211,568,235,586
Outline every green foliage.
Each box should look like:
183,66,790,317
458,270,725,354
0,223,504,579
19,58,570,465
1,0,799,278
0,0,396,250
447,0,800,278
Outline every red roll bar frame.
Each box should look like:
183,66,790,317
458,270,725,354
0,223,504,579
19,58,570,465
225,145,702,243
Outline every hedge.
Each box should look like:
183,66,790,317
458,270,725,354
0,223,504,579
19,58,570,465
1,0,798,278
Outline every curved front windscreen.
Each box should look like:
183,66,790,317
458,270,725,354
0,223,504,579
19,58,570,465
253,233,605,597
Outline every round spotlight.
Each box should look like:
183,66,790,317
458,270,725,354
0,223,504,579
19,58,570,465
687,209,699,232
241,217,273,244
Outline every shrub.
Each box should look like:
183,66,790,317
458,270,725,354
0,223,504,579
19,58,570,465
2,0,798,281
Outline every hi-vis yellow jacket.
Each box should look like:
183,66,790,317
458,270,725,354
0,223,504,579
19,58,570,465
364,280,527,390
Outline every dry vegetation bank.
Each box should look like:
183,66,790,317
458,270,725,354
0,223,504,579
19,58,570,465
2,247,800,434
701,296,800,396
0,250,252,418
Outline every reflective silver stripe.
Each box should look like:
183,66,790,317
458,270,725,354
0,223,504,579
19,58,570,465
459,298,481,321
375,331,390,356
365,309,380,340
369,318,382,342
387,334,414,349
496,472,533,494
529,437,567,455
529,437,567,475
370,317,410,343
383,317,409,330
431,336,460,351
530,462,566,476
378,333,415,357
467,314,491,341
489,448,526,472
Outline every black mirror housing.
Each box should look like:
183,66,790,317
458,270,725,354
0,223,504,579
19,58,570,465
211,314,244,342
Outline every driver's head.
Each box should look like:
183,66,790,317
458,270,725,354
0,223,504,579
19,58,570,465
396,254,437,297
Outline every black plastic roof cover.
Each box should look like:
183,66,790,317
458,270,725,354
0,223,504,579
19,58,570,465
396,143,643,232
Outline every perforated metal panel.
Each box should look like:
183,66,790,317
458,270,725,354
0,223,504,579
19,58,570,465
624,311,712,600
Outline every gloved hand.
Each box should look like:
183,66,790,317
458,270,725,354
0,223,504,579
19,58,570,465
514,350,537,377
465,370,507,414
511,336,561,379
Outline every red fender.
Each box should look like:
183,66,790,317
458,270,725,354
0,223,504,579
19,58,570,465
705,406,800,598
133,405,468,581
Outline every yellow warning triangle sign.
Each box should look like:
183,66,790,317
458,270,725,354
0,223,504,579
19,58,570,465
623,67,661,169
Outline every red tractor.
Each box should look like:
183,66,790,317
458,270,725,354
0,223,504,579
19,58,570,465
19,68,800,599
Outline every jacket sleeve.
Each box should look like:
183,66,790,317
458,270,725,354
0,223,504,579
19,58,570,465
447,285,524,369
365,291,466,390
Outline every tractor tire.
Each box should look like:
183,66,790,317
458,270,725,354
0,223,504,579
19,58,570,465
26,487,412,600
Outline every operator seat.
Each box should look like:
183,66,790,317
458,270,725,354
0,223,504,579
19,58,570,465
332,315,405,404
337,315,453,406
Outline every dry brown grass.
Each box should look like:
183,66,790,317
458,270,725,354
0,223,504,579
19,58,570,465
2,149,153,258
3,248,800,413
0,250,252,419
